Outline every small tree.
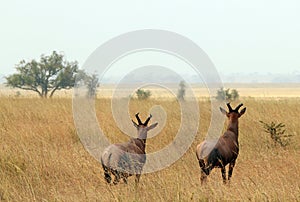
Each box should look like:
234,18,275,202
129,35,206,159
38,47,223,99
230,89,239,101
136,88,151,100
75,71,99,98
259,120,293,147
86,74,99,98
177,80,186,101
6,51,78,98
216,87,239,102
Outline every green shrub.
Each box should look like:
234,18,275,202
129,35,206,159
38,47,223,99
259,120,293,147
216,87,239,101
136,88,151,100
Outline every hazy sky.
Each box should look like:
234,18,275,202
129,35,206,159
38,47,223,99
1,0,300,77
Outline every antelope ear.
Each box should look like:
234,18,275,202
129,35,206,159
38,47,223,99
219,107,228,115
147,122,158,131
132,120,138,128
239,107,246,117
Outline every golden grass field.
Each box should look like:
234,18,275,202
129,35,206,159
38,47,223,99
0,88,299,201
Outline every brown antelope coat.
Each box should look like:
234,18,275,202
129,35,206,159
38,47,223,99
196,103,246,184
101,113,158,185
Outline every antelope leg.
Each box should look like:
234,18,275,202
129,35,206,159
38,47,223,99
221,167,226,184
113,171,121,185
228,160,236,181
135,174,141,183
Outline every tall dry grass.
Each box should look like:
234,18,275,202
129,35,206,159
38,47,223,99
0,97,299,201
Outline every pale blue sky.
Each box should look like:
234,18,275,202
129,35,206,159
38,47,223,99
0,0,299,77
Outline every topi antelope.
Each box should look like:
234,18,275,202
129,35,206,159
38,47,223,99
101,113,158,185
196,103,246,184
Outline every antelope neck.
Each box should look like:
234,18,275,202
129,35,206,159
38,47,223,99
227,120,239,137
138,129,147,140
137,137,146,144
135,138,146,151
137,130,147,147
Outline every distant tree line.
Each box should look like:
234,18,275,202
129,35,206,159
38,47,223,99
6,52,242,101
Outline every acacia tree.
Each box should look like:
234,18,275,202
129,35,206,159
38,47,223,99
6,51,78,98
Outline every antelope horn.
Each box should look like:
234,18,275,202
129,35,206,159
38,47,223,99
235,103,243,111
144,114,152,126
135,113,142,125
226,103,233,112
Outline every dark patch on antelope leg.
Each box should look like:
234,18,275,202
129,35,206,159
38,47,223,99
122,173,128,184
200,170,208,185
221,167,226,184
113,171,120,185
199,159,205,168
104,171,112,183
207,148,221,169
102,165,112,183
199,160,209,176
228,160,236,181
123,177,128,184
135,174,141,183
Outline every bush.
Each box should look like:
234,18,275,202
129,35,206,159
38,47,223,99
216,87,239,101
136,88,151,100
259,120,293,147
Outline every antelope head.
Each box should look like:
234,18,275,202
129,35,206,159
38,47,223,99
220,103,246,121
132,113,158,140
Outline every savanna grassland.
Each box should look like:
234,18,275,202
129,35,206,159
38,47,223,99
0,95,299,201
